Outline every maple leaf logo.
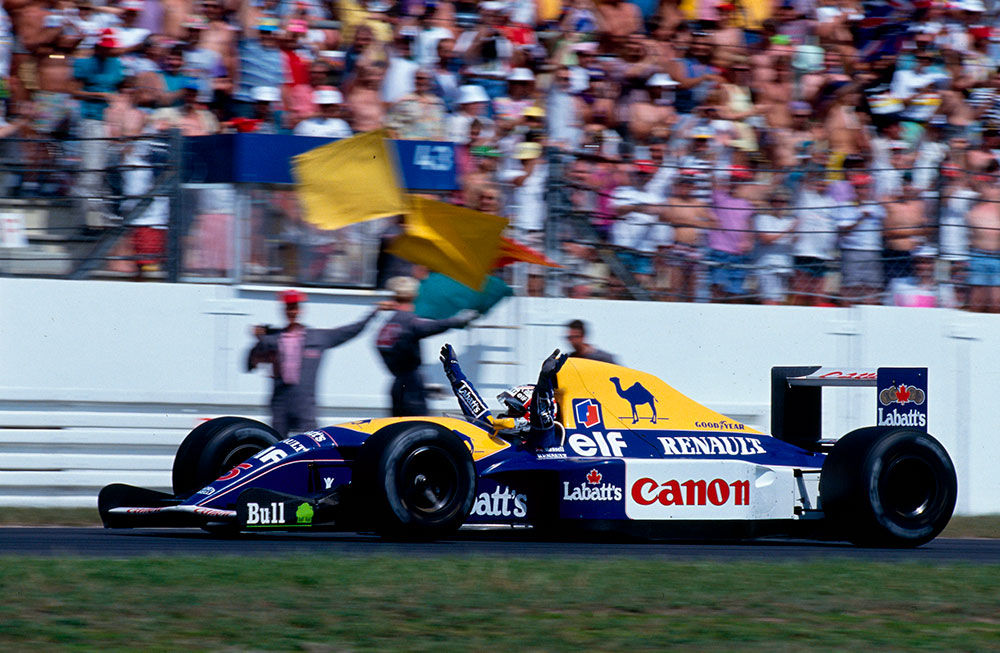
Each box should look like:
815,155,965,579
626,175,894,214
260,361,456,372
586,469,602,484
896,384,911,403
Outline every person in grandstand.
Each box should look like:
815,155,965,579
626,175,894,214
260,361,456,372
706,166,755,302
375,276,478,416
293,87,353,138
609,158,669,287
882,176,930,284
659,170,710,302
837,173,885,305
790,170,837,305
753,186,798,306
964,170,1000,313
440,343,568,451
248,290,383,437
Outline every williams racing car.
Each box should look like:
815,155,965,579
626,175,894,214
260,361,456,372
99,348,957,547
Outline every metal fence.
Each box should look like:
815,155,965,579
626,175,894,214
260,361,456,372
0,132,983,310
536,148,974,309
0,132,383,287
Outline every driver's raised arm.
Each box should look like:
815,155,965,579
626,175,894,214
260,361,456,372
528,349,569,448
439,344,493,423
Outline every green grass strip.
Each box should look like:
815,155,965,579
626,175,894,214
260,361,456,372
3,509,1000,538
0,556,998,651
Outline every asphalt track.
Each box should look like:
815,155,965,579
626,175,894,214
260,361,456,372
1,527,999,562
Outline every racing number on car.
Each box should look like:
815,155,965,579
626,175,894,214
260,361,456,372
217,462,252,482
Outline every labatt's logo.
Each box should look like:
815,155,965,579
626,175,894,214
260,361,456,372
878,383,927,427
471,485,527,518
563,469,623,501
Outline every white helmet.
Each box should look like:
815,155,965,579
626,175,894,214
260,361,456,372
497,384,534,418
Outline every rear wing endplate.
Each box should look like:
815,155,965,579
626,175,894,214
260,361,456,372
771,366,928,450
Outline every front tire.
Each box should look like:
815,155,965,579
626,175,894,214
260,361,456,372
355,424,476,539
820,427,957,547
172,417,280,498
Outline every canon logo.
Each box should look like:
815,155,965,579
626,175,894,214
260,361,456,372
630,477,750,507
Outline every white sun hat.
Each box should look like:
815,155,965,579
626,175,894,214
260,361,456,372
250,86,281,103
313,87,343,105
458,84,490,104
507,67,535,82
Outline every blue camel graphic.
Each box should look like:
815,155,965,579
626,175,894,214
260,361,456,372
610,377,658,424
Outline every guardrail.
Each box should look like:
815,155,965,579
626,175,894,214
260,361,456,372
0,399,390,507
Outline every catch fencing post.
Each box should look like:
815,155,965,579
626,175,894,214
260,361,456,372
166,129,183,283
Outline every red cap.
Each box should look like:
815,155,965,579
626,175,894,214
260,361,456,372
634,159,656,174
848,173,872,186
730,165,754,181
97,28,118,49
280,289,307,304
229,117,262,133
942,165,962,178
970,25,991,40
974,173,994,183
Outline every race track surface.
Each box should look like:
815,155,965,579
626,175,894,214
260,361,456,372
1,528,999,562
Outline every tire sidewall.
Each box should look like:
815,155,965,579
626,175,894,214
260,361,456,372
822,426,957,547
362,424,476,537
861,430,957,544
172,417,280,497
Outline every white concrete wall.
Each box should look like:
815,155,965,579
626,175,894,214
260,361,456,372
1,277,998,514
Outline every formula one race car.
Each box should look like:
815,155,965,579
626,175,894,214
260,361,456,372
99,350,957,547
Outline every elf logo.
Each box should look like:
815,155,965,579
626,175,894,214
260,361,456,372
567,431,627,457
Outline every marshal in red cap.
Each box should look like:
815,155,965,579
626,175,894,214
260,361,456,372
280,289,307,304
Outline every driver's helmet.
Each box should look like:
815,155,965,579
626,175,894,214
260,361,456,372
497,384,534,419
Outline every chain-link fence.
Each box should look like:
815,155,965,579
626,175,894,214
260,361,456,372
0,132,384,287
536,148,978,309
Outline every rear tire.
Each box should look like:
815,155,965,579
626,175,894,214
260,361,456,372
355,424,476,539
172,417,280,498
821,427,957,547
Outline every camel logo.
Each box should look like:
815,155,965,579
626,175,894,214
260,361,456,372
572,398,603,429
609,377,659,424
879,384,925,406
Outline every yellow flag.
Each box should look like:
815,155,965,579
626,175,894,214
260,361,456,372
293,130,408,231
387,196,508,290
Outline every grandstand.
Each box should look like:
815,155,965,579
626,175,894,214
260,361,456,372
1,0,999,310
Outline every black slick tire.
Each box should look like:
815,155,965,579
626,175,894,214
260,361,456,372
355,423,476,539
820,426,957,547
171,417,280,498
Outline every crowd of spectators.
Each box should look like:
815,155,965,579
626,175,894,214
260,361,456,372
3,0,1000,310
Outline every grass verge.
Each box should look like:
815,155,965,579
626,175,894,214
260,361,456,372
0,557,998,650
3,509,1000,538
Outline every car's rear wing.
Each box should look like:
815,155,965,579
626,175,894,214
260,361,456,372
771,366,928,450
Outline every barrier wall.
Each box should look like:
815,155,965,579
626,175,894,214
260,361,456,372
1,277,998,514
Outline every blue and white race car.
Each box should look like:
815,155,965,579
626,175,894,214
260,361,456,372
99,349,956,547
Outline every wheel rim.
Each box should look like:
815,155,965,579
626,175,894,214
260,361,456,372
219,444,264,476
398,445,459,516
882,455,938,519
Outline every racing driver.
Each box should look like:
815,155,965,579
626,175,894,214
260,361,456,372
439,344,567,450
